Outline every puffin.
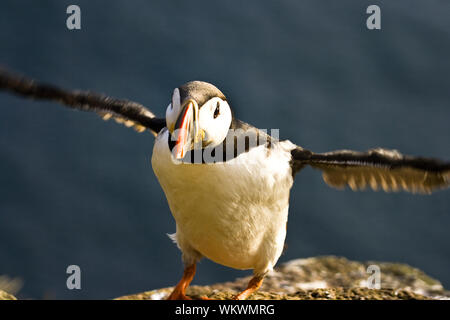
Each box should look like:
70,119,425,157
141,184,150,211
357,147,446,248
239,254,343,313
1,69,449,300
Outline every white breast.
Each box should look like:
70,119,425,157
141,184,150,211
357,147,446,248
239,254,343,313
151,129,296,275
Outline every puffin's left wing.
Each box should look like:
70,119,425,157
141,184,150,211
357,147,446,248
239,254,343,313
291,147,450,194
0,68,166,135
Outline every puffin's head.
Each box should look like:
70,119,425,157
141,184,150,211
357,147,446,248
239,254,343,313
166,81,232,159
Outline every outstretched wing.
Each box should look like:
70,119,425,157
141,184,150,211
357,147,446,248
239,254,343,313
0,68,166,135
291,147,450,194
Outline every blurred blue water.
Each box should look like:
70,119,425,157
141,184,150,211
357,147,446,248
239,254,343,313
0,1,449,299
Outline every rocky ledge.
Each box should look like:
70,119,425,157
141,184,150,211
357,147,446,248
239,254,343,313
116,256,450,300
1,256,448,300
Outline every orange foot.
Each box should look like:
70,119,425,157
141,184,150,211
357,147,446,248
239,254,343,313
167,290,192,300
233,275,264,300
166,264,196,300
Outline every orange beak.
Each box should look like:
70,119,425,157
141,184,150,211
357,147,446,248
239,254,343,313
173,101,194,159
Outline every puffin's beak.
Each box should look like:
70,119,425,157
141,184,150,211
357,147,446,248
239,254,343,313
173,100,201,159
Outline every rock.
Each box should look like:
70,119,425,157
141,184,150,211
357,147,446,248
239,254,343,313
0,275,22,298
0,290,17,300
116,256,450,300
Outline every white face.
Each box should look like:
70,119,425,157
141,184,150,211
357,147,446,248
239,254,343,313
198,97,232,148
165,89,232,156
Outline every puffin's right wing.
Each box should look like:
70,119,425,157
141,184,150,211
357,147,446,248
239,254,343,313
0,68,166,136
291,147,450,194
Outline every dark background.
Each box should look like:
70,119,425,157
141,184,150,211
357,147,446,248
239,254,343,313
0,1,449,299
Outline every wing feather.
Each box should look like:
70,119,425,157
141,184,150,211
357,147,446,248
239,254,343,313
0,68,166,135
291,147,450,194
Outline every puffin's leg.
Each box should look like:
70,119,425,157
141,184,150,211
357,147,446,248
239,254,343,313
167,263,196,300
233,275,264,300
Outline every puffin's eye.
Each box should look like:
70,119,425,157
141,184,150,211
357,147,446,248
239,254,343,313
214,102,220,119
